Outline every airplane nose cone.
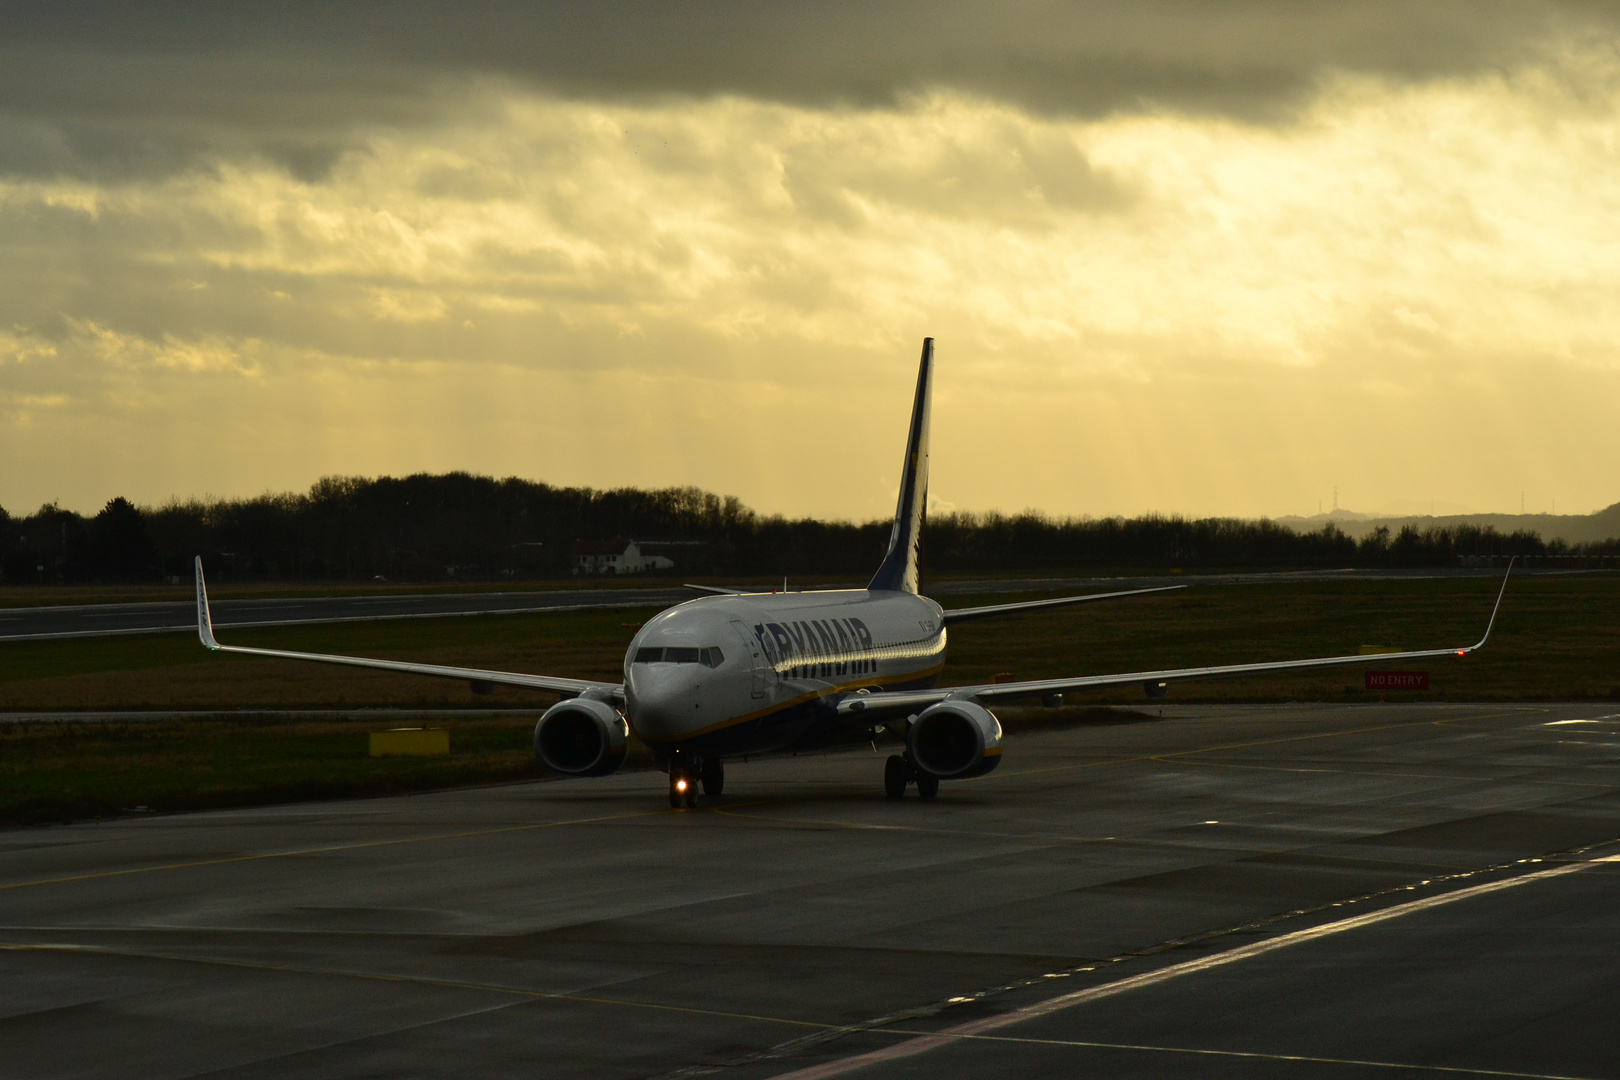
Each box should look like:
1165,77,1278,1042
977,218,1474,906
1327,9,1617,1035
626,666,699,740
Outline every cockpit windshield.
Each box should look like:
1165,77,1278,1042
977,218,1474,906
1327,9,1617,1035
633,646,724,668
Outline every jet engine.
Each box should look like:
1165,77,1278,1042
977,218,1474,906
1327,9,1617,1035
533,698,628,776
907,701,1003,779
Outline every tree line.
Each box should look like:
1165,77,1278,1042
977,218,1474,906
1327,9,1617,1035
1,472,1614,585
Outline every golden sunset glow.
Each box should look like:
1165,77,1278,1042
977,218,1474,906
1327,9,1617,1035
3,9,1618,520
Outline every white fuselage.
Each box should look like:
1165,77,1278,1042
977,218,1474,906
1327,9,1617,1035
623,590,946,756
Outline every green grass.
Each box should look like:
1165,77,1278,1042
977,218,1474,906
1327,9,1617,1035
0,714,660,827
0,607,650,688
0,716,521,825
942,573,1620,702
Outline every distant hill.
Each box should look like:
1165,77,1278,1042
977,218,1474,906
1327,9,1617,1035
1275,502,1620,545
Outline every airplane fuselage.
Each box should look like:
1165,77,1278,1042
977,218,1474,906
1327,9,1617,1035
623,589,946,760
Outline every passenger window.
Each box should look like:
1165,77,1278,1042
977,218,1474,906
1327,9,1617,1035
701,647,724,668
666,647,701,664
633,647,664,663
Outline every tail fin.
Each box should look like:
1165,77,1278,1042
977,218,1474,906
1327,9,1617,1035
869,338,933,593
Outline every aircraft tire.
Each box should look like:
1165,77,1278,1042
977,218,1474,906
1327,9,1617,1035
684,788,700,809
915,771,940,800
884,755,906,798
701,758,724,798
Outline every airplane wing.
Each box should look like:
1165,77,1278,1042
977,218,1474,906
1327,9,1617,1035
684,583,750,595
941,584,1185,624
840,563,1513,721
194,558,621,699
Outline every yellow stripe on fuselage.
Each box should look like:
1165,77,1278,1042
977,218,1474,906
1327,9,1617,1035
642,662,946,743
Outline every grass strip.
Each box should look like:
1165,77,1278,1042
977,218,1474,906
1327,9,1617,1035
0,714,655,827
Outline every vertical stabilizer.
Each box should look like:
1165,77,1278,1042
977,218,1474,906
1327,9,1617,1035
869,338,933,593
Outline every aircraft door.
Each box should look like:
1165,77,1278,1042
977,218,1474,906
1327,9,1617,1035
729,619,770,699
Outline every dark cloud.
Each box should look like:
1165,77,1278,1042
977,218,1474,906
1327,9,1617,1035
0,1,1612,180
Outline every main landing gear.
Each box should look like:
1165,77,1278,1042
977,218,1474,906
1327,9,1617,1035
668,754,723,809
701,757,724,798
884,754,939,800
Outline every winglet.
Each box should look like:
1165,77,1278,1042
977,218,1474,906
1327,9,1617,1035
869,338,933,594
194,556,219,650
1467,557,1515,652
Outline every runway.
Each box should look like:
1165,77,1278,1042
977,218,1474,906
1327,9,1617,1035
3,702,1618,1079
0,586,691,641
0,566,1546,641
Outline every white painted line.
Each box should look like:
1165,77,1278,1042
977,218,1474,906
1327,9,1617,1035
771,854,1620,1080
888,1030,1601,1080
1546,714,1620,726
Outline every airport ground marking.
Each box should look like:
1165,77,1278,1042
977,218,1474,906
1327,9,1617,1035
1146,755,1616,792
708,805,1119,846
0,806,674,893
0,940,838,1033
868,1029,1603,1080
1,707,1573,896
1000,706,1532,782
766,851,1620,1079
206,998,543,1075
997,718,1436,780
661,839,1620,1079
709,707,1571,842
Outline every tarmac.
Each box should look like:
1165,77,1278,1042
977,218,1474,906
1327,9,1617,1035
2,701,1618,1079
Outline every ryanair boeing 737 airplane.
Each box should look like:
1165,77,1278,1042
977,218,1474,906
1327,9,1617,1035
194,339,1510,807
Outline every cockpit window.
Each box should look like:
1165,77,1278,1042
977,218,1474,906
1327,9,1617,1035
633,645,725,666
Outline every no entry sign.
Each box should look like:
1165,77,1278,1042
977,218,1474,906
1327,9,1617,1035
1365,671,1429,690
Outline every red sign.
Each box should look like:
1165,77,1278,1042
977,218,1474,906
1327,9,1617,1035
1365,671,1429,690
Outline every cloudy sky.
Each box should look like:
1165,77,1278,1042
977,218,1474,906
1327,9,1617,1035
3,2,1619,521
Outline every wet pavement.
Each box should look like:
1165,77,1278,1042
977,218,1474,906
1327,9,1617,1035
2,702,1617,1079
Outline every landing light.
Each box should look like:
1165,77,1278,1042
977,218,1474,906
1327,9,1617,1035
675,779,688,792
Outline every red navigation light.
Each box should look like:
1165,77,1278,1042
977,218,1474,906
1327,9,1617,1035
1457,650,1466,656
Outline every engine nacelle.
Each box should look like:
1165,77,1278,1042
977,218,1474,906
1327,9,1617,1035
908,701,1003,780
533,698,628,776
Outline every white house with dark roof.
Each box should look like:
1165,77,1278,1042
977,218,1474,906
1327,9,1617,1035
571,539,676,575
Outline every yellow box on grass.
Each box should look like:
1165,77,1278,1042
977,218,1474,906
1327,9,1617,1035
369,728,450,757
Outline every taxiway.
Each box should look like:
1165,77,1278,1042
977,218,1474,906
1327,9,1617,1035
2,702,1617,1079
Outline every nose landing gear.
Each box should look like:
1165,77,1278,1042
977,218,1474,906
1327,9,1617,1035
884,754,939,800
669,772,698,808
667,749,698,808
668,752,719,808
